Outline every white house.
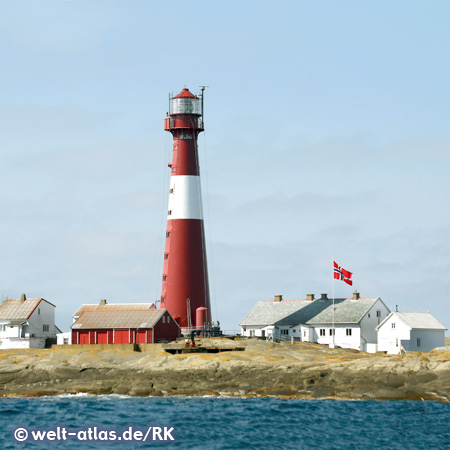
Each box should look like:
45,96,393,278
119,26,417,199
56,332,72,345
376,311,447,354
0,294,58,349
240,292,391,352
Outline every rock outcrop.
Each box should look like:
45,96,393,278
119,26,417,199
1,339,449,401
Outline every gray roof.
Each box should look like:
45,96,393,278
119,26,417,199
240,297,383,326
376,312,447,331
0,298,54,320
240,300,311,326
306,298,382,325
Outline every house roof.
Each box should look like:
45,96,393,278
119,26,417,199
71,308,170,329
376,312,447,331
73,303,156,318
306,298,382,325
240,297,383,326
240,300,311,326
0,298,54,320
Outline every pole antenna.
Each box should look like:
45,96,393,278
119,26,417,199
199,85,209,125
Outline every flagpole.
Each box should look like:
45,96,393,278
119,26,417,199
332,258,335,348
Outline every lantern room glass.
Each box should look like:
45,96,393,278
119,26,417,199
170,97,202,115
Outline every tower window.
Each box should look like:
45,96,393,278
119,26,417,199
162,275,167,281
168,210,172,215
166,232,170,238
170,188,173,194
164,253,168,259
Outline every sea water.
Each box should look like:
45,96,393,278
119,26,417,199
1,396,449,449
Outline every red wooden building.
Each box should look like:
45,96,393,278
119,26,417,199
71,301,180,345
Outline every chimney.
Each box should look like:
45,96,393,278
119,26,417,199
274,295,283,302
306,294,315,301
20,293,26,302
320,293,328,300
352,291,360,300
99,299,107,305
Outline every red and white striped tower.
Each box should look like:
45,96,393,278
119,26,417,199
160,87,211,330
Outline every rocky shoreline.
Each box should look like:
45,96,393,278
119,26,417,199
1,339,449,401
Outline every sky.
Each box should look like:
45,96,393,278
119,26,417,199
1,0,449,333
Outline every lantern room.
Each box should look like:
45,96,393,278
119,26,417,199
169,88,202,115
164,87,204,132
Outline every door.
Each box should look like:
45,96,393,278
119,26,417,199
97,331,108,344
114,330,129,344
79,331,90,344
138,330,147,344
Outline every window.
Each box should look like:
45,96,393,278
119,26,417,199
281,329,289,335
169,188,174,193
38,308,40,315
396,339,399,347
292,330,296,333
319,329,326,336
392,323,396,329
162,316,166,324
167,316,170,324
346,328,352,336
376,310,381,317
43,325,49,332
162,275,167,281
166,232,170,238
417,338,421,347
329,329,335,336
63,338,69,345
368,313,371,318
303,331,306,337
164,253,169,259
168,210,172,215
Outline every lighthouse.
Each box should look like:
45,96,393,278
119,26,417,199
160,87,212,330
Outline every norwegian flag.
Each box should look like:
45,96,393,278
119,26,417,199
334,261,353,286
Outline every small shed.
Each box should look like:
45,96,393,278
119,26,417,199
376,311,447,354
71,305,180,344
